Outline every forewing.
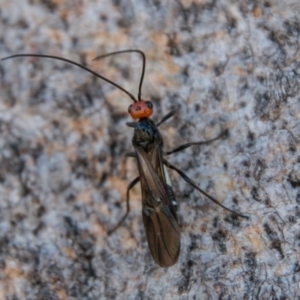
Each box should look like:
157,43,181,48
136,147,180,267
142,200,180,267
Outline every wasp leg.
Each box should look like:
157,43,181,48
164,130,227,155
125,152,136,158
126,122,137,128
156,110,176,127
163,159,248,219
108,176,140,235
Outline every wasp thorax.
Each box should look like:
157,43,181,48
132,118,163,152
128,100,153,119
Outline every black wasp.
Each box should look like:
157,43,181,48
1,50,247,267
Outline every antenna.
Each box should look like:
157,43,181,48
93,49,146,101
1,53,139,102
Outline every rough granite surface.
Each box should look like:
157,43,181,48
0,1,300,299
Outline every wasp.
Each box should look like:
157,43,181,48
1,50,247,267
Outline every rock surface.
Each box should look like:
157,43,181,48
0,1,300,299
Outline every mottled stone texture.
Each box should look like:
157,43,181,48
0,1,300,299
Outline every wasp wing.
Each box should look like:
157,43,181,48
135,146,180,267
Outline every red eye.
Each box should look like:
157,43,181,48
128,100,153,119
